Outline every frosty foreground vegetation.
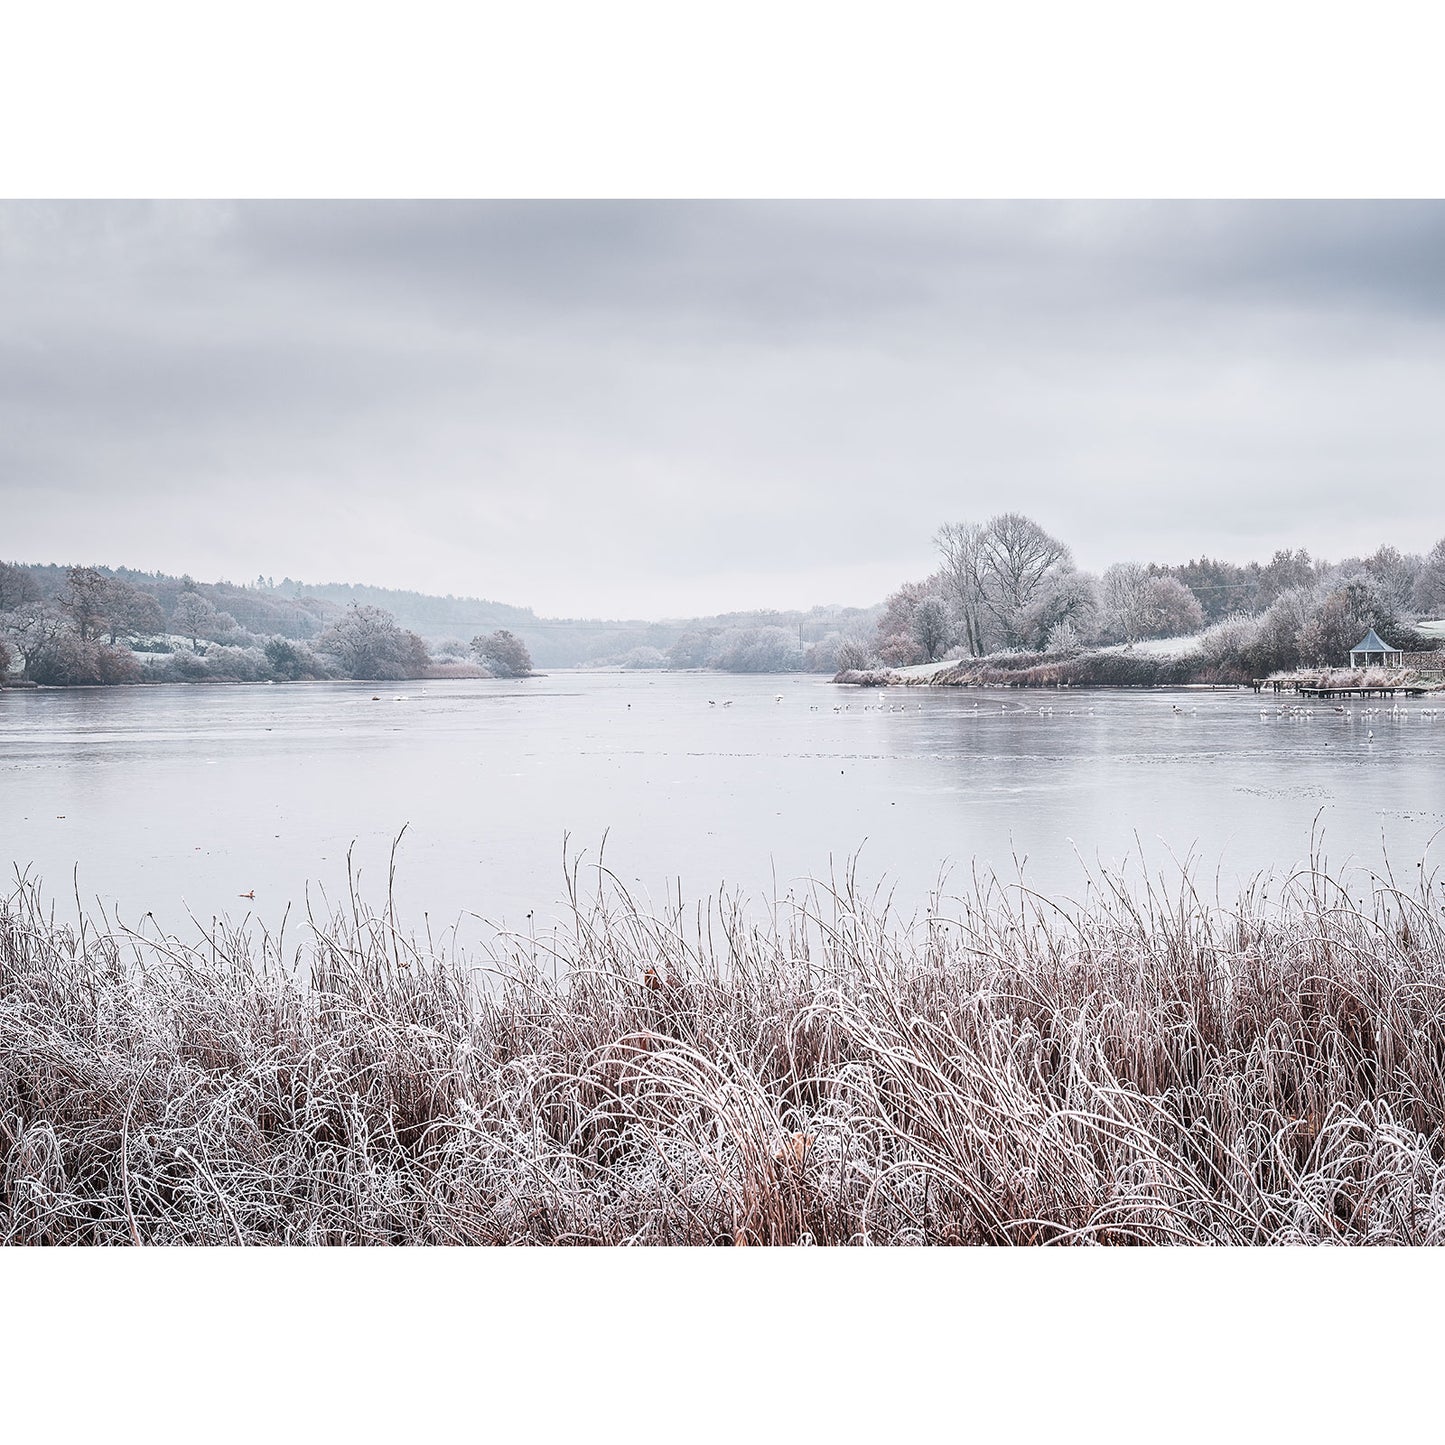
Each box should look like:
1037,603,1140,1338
5,853,1445,1245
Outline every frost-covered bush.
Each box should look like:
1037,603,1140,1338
1196,612,1262,672
709,626,804,673
876,632,925,668
198,646,272,682
93,645,142,685
805,633,874,674
25,635,141,686
264,637,332,681
666,632,712,669
1044,619,1082,654
160,649,211,682
470,629,533,679
833,636,873,672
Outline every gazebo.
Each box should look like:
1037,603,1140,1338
1349,628,1403,669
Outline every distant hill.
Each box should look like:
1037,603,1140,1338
275,579,878,668
5,563,881,670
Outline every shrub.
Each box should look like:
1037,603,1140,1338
163,650,210,682
93,645,142,685
471,629,533,678
198,646,271,682
876,632,925,668
709,626,804,673
264,637,330,681
26,633,100,686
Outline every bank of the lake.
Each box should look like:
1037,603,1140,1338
4,851,1445,1244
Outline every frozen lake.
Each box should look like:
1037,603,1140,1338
3,671,1443,942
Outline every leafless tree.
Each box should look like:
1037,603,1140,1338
61,566,111,643
1363,545,1421,616
1100,563,1203,643
702,626,800,674
937,513,1073,652
3,600,68,675
0,561,40,613
834,636,872,672
1137,575,1204,639
171,590,220,652
910,595,952,661
1099,562,1151,642
319,604,429,679
934,521,991,657
1410,537,1445,617
977,513,1072,646
103,578,165,644
1019,567,1099,648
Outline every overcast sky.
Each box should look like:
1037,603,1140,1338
3,200,1442,618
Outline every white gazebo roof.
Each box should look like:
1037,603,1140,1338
1350,628,1401,655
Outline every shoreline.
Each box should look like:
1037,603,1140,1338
834,653,1444,692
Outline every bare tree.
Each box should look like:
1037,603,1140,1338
834,637,872,672
1254,548,1316,609
1137,575,1204,639
1411,536,1445,617
1299,573,1400,665
1363,545,1421,616
3,600,68,676
937,514,1073,652
61,566,111,643
103,578,165,644
910,596,952,661
1020,568,1099,648
977,513,1072,647
319,604,429,679
0,561,40,613
934,521,991,657
1099,562,1151,642
172,591,220,652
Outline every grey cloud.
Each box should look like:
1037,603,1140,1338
2,201,1443,617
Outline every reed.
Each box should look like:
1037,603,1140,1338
3,846,1445,1244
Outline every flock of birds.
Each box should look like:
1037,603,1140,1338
689,693,1443,734
1260,701,1442,721
1252,698,1444,742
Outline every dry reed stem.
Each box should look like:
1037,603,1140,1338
3,845,1445,1244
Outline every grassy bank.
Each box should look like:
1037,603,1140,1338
1266,665,1443,691
4,854,1445,1245
839,648,1234,688
839,649,1445,692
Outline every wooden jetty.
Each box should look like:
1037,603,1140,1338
1252,678,1431,698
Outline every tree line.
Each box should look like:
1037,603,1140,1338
0,562,533,686
861,515,1445,676
6,535,1442,687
